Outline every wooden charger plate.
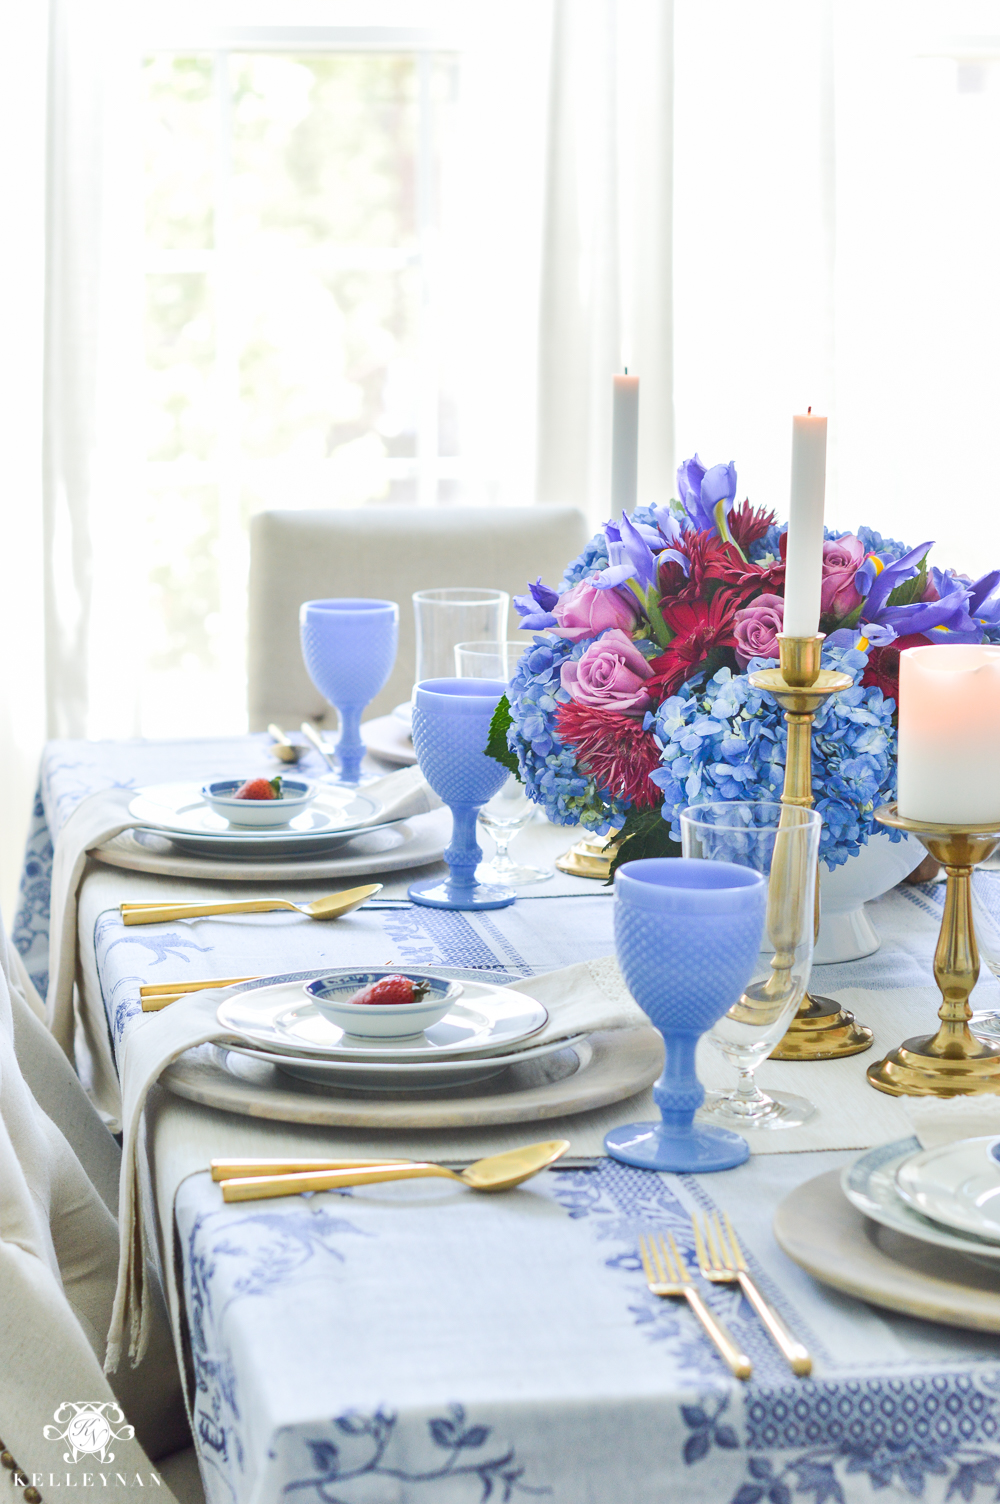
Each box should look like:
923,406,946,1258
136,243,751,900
162,1025,663,1130
774,1168,1000,1333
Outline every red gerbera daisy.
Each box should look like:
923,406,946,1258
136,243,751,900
646,590,741,697
860,633,925,705
554,703,662,808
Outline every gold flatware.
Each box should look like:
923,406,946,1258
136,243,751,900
300,721,336,770
218,1139,572,1203
692,1212,811,1376
120,882,383,926
139,975,262,1012
268,723,307,763
638,1230,752,1380
141,976,260,995
211,1157,412,1180
211,1153,600,1180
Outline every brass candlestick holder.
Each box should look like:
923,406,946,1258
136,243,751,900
555,830,619,879
867,805,1000,1096
749,634,874,1060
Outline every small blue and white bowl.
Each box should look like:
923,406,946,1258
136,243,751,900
304,970,463,1039
201,778,318,828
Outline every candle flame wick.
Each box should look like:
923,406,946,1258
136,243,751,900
807,405,812,414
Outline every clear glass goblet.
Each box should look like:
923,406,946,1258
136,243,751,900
453,639,552,886
412,587,508,686
680,800,822,1130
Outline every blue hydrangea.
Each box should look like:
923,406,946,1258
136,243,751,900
749,521,786,563
645,646,899,870
506,634,628,834
856,525,912,562
558,533,610,591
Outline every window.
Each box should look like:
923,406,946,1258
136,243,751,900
139,23,460,735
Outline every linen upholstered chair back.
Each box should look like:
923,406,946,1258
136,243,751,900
0,924,203,1500
247,505,590,730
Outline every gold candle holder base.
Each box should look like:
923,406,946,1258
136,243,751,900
555,831,620,880
750,635,873,1061
867,805,1000,1098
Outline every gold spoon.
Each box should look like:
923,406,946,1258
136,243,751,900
219,1139,572,1202
268,723,307,763
120,882,383,926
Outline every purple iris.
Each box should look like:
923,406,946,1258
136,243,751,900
851,543,982,644
513,576,559,630
676,455,738,534
594,512,658,592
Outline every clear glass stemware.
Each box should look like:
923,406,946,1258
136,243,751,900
680,800,822,1130
453,639,552,886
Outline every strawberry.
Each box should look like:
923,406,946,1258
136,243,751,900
347,975,432,1007
234,775,282,801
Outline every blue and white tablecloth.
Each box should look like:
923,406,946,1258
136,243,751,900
17,736,1000,1504
175,1151,1000,1504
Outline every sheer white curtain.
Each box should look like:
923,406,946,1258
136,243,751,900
0,0,47,919
672,0,1000,573
535,0,674,520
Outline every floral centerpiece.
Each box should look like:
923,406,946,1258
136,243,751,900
490,456,1000,872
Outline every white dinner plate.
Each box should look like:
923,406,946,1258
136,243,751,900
93,808,449,882
223,1031,587,1092
895,1135,1000,1243
217,977,548,1062
841,1138,1000,1260
129,782,384,857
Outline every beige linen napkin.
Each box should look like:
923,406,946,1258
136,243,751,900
44,766,442,1064
105,958,645,1370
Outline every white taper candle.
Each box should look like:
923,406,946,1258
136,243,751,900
783,410,827,638
611,373,639,513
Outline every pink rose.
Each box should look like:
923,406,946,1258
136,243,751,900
560,628,655,716
550,578,640,642
733,594,784,668
821,535,865,618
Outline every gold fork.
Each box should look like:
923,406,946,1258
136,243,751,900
638,1231,751,1380
692,1212,811,1376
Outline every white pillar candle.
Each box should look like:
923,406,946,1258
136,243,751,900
897,643,1000,824
611,373,639,513
783,410,827,638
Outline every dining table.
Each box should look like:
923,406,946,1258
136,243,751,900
14,731,1000,1504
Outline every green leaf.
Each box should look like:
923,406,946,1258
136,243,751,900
485,695,522,780
606,806,680,883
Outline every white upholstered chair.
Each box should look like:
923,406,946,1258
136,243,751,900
0,928,204,1501
247,505,590,730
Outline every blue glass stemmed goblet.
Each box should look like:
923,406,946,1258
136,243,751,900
408,677,515,910
604,858,767,1173
299,599,399,784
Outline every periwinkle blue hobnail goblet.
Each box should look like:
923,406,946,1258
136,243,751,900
604,858,767,1173
407,677,515,911
299,599,399,784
